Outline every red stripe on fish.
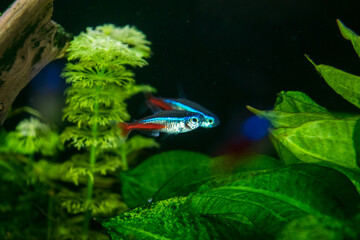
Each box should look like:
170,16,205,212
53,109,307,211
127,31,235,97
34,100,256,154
118,122,166,137
147,94,173,110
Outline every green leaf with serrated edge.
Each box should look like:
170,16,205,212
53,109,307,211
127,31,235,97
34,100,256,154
152,154,283,202
190,164,360,237
274,91,330,113
99,197,226,240
337,19,360,58
306,56,360,109
270,118,360,169
120,150,210,208
247,106,337,128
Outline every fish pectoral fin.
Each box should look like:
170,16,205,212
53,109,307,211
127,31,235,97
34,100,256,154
151,131,160,137
139,130,160,137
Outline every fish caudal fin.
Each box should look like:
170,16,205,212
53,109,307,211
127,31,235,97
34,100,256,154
117,122,131,138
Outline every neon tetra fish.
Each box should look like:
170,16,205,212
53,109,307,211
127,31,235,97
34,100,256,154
117,110,205,137
146,94,220,128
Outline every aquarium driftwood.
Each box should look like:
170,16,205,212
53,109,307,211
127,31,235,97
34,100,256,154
0,0,71,125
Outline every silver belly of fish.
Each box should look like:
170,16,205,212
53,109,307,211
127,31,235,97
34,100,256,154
162,121,191,134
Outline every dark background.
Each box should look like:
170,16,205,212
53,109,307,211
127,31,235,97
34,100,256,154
1,0,360,156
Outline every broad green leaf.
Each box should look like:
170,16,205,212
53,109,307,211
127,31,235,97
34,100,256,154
307,57,360,109
337,19,360,58
269,134,301,165
353,118,360,167
273,91,330,113
316,161,360,194
247,106,337,128
270,118,360,169
277,215,357,240
120,150,210,208
190,164,360,237
152,154,282,202
99,196,225,240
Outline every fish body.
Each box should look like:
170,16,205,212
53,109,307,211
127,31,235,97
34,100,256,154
118,110,204,137
146,94,220,128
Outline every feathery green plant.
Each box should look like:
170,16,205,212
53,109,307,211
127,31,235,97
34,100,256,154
0,117,62,239
60,24,158,239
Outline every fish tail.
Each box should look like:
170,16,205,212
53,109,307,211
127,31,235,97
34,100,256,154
144,92,154,100
117,122,131,138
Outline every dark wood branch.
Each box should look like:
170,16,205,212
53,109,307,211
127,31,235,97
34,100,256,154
0,0,72,125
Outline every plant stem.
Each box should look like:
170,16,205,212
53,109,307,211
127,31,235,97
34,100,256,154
120,146,128,171
83,87,100,239
47,190,54,240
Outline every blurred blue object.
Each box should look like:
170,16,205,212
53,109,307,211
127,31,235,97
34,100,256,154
30,61,65,93
26,60,66,124
243,115,269,141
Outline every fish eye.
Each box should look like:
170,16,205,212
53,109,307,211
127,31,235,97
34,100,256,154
209,119,214,124
191,117,198,123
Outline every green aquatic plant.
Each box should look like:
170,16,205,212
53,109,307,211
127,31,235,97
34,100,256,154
2,18,360,240
6,117,62,156
59,24,158,238
0,117,62,239
98,20,360,240
0,23,159,240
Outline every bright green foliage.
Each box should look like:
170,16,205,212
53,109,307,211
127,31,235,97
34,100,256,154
277,215,355,240
337,19,360,58
250,96,360,169
57,23,159,239
64,25,149,67
99,19,360,240
104,151,359,239
271,118,360,169
5,117,62,156
101,197,200,240
307,58,360,109
101,195,237,240
190,164,359,237
0,119,64,239
247,106,336,128
120,150,210,208
61,24,155,149
58,189,127,216
152,153,283,202
274,91,330,113
4,19,360,240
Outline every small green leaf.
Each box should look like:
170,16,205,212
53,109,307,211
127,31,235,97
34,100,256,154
270,118,360,169
120,150,210,208
273,91,330,113
190,164,360,237
247,106,336,128
337,19,360,58
307,57,360,109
